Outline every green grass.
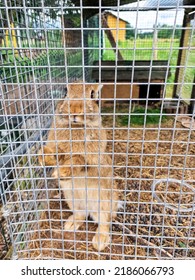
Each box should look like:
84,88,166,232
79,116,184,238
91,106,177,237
102,105,168,127
118,106,167,126
103,37,180,61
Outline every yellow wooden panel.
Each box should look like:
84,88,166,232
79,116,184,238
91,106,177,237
107,14,126,41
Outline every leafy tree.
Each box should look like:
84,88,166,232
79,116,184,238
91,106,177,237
138,32,153,39
158,24,182,39
126,23,134,39
0,0,80,26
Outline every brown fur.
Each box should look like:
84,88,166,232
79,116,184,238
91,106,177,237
38,82,118,251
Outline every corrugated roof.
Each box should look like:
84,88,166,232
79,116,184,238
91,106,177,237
58,1,139,18
71,0,138,18
70,0,191,18
141,0,183,7
120,0,184,11
108,9,184,27
107,1,185,27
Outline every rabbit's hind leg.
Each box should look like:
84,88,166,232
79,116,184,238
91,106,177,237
64,213,86,231
91,212,111,251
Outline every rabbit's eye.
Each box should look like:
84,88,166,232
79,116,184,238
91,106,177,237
91,90,95,99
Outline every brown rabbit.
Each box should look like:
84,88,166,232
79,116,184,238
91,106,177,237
39,82,118,251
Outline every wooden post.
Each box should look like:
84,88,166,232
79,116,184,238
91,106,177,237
5,22,19,56
83,18,89,80
173,10,191,98
189,75,195,115
153,26,158,60
61,14,65,46
101,13,123,61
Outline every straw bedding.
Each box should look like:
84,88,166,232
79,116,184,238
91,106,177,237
16,117,195,259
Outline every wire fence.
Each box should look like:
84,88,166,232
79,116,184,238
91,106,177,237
0,0,195,260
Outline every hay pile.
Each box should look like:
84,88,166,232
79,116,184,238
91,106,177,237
19,118,195,259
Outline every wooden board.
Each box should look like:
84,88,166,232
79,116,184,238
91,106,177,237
92,60,171,82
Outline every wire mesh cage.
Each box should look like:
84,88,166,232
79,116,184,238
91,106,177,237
0,0,195,260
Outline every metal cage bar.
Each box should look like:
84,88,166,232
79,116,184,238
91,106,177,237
0,0,195,260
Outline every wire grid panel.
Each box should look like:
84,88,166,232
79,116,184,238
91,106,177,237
0,0,195,260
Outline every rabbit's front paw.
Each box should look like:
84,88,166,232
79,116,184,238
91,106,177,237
52,167,71,179
92,232,110,251
64,215,84,231
64,221,80,231
38,146,56,166
59,167,71,178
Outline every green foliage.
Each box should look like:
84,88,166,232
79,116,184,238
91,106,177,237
118,107,167,126
178,241,186,248
138,32,153,39
126,23,135,40
1,49,66,83
0,0,81,32
158,24,182,39
1,0,78,20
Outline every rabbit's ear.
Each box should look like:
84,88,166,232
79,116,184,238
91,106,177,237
90,84,103,99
